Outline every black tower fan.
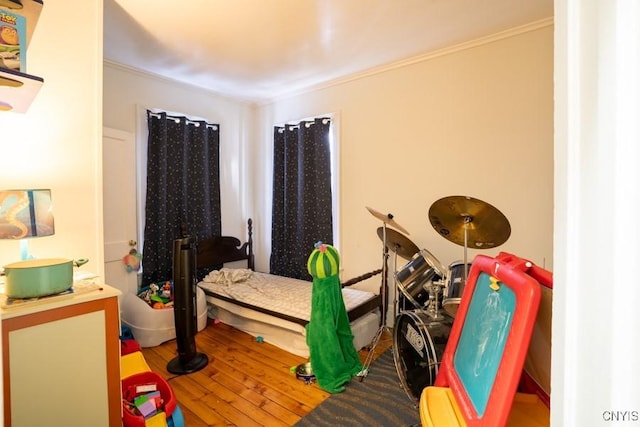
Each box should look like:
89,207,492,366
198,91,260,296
167,235,208,374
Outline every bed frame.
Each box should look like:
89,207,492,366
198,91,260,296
195,218,382,328
196,220,255,271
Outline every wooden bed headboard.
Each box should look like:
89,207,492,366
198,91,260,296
196,218,255,271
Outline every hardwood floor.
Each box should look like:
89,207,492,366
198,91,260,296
141,320,392,426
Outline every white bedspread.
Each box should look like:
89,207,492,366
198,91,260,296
198,269,376,322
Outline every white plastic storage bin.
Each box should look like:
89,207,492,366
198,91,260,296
120,286,208,348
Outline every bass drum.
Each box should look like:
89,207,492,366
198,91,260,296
393,311,452,402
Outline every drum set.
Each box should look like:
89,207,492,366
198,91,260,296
366,196,511,403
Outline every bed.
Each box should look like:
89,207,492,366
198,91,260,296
195,219,382,357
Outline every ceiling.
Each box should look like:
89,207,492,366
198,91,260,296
103,0,553,103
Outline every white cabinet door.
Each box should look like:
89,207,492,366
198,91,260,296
9,311,109,426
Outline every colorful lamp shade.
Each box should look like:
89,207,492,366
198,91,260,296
0,189,54,240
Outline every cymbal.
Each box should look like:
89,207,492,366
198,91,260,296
377,227,419,260
428,196,511,249
366,206,410,235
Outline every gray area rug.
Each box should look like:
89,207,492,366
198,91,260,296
295,350,420,427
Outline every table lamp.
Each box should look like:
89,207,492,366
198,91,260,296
0,189,54,260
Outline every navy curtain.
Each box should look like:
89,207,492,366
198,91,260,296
142,111,221,286
270,117,333,280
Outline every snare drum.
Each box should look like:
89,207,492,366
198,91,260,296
395,249,447,310
442,261,472,317
393,311,452,402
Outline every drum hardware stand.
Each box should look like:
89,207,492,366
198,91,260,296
462,215,471,284
359,210,401,381
424,280,447,321
390,243,402,318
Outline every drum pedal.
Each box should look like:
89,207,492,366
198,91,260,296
356,368,369,378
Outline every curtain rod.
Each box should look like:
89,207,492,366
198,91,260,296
147,110,219,130
275,117,331,131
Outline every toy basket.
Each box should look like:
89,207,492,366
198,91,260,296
122,371,177,427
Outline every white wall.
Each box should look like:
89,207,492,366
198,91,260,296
0,2,103,274
254,23,554,295
0,2,102,419
553,1,640,425
102,64,255,240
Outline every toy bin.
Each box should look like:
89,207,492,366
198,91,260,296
120,285,208,348
122,371,176,427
